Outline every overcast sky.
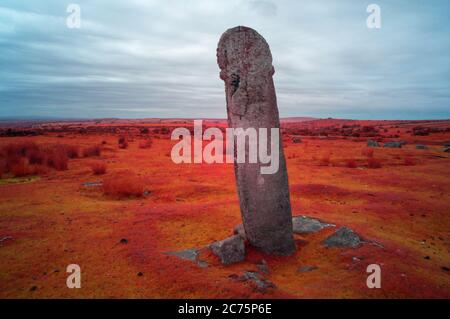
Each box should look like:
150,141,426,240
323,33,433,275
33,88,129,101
0,0,449,119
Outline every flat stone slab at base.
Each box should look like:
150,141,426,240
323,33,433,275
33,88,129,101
166,248,208,268
292,216,335,234
235,215,335,240
210,235,245,265
321,227,362,248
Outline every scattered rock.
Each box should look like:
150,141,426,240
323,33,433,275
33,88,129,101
166,248,209,268
82,181,103,187
424,256,431,260
367,140,379,147
441,266,449,272
236,215,335,238
322,227,362,248
29,286,38,292
137,272,143,277
242,271,276,292
292,216,335,234
384,141,406,148
167,248,198,262
444,147,450,153
298,265,318,273
292,137,302,144
416,144,428,150
256,259,269,274
233,224,246,240
210,235,245,265
0,236,13,244
119,238,128,244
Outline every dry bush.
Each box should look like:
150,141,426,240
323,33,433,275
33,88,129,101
367,158,382,169
1,142,39,175
118,136,128,149
27,147,45,164
403,157,416,166
346,159,357,168
82,145,101,157
64,145,79,159
91,161,107,175
361,148,374,158
2,141,38,158
10,158,36,177
319,154,330,166
45,145,69,171
0,142,77,175
103,173,145,198
138,138,153,149
0,159,5,178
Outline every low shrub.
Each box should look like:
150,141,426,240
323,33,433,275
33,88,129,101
361,148,374,158
403,157,415,166
10,158,35,177
91,161,107,175
118,136,128,149
138,138,153,149
103,173,145,198
64,145,79,159
46,146,69,171
367,158,382,169
319,155,330,166
82,145,101,157
346,159,357,168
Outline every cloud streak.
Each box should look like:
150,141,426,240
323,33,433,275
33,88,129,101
0,0,449,119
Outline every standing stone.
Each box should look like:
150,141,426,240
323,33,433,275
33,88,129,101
217,26,296,255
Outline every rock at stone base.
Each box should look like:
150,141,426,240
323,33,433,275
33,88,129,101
166,248,208,268
415,144,428,150
292,216,335,234
298,265,318,273
322,227,362,248
210,235,245,265
235,215,335,240
367,140,379,147
444,147,450,153
256,259,269,274
233,224,246,240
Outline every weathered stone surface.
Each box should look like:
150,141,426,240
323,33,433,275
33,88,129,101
322,227,362,248
210,235,245,265
292,216,335,234
384,141,406,148
217,26,295,256
367,140,379,147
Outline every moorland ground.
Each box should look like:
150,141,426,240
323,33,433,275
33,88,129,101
0,118,449,298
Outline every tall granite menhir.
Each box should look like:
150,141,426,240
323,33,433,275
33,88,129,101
217,26,296,255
